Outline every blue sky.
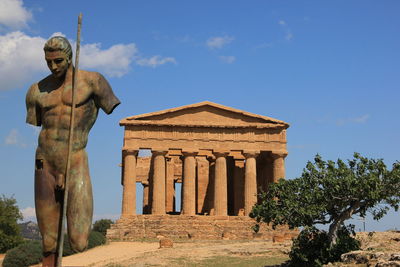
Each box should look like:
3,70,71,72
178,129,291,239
0,0,399,231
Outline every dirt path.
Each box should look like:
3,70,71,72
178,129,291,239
62,242,159,266
60,240,291,267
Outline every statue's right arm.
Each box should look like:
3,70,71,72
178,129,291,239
26,84,42,126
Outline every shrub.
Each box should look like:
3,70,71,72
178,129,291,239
3,231,107,266
2,240,42,267
289,225,360,267
88,230,106,248
63,230,106,256
93,219,113,236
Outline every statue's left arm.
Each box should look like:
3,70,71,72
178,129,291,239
92,72,121,114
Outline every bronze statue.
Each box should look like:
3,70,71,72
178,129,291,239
26,36,120,266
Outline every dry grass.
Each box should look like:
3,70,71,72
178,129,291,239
56,231,400,266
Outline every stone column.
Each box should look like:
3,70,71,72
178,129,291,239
142,181,150,214
243,151,259,216
151,150,167,215
181,151,198,215
271,152,287,183
213,151,229,216
165,157,175,213
233,159,245,216
121,149,138,217
196,156,209,214
205,156,215,215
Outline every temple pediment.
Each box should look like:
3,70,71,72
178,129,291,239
120,101,289,129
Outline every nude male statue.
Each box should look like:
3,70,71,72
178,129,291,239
26,36,120,266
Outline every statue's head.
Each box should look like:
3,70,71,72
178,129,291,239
43,36,72,79
43,36,73,63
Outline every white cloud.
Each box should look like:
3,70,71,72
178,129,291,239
21,206,36,221
80,42,138,77
0,31,139,90
136,55,177,68
218,55,236,64
0,31,48,90
206,35,234,49
4,128,26,147
0,0,32,30
0,5,173,90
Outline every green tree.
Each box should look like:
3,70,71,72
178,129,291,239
251,153,400,247
2,240,42,267
92,219,113,236
0,195,24,252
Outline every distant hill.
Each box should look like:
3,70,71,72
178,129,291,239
19,221,41,240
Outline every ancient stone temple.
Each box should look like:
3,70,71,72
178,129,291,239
107,101,296,240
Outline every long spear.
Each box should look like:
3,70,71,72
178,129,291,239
57,13,82,267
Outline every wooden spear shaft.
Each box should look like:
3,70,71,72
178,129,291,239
57,13,82,267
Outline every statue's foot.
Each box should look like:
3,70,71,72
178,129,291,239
42,252,57,267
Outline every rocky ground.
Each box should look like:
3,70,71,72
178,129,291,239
1,230,398,267
326,231,400,267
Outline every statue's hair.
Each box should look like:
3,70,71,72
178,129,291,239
43,36,73,61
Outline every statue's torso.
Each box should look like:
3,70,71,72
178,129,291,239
35,72,98,169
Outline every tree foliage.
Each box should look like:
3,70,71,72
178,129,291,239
0,195,23,253
2,240,42,267
251,153,400,246
93,219,113,236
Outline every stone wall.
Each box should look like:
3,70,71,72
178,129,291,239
107,215,298,241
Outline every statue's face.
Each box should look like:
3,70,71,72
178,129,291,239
45,50,69,79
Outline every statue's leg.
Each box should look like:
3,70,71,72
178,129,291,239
34,158,61,266
67,150,93,252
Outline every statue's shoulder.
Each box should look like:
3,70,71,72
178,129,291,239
80,69,103,80
80,70,108,90
27,80,40,98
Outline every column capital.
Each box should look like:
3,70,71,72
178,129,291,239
243,150,260,158
207,155,216,162
213,150,230,157
182,150,199,157
234,158,245,168
122,148,138,155
152,149,168,156
271,151,288,159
